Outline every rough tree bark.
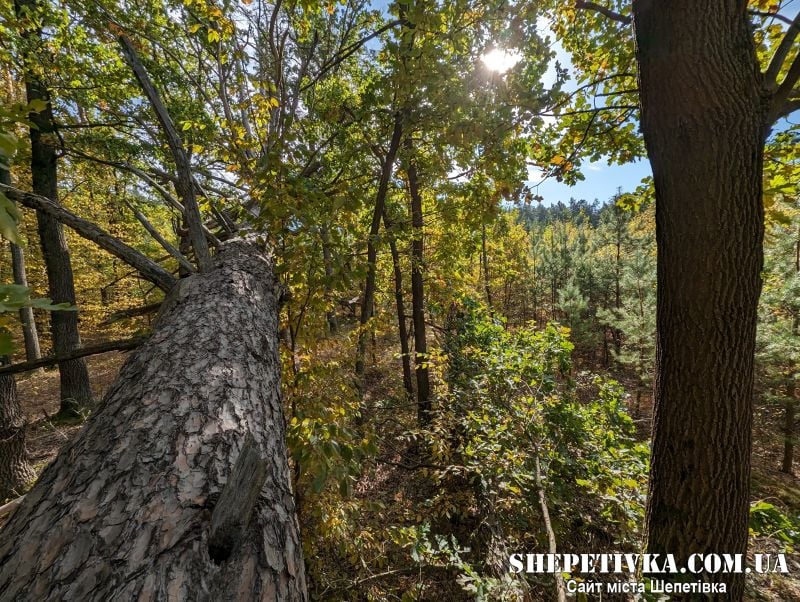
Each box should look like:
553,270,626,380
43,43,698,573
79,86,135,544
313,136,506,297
633,2,766,597
0,357,35,502
0,239,307,601
15,0,94,415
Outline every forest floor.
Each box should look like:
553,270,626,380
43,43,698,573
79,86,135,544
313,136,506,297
17,351,128,471
8,347,800,601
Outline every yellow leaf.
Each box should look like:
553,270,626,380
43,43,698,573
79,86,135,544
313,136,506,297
551,154,566,165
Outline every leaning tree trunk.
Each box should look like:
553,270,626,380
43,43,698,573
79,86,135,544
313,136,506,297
633,2,765,599
0,357,35,502
0,239,307,601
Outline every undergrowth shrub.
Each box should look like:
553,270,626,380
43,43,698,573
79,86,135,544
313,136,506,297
286,299,649,600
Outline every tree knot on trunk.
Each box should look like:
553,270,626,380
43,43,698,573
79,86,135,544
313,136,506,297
207,433,271,564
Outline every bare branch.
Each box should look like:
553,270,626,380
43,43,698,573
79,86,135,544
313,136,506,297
0,183,177,292
101,302,162,325
0,337,146,376
575,1,631,25
118,34,212,271
541,104,639,117
66,148,223,244
123,199,196,274
749,9,796,28
302,20,403,92
764,11,800,91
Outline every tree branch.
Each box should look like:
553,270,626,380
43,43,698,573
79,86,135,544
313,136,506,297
771,51,800,123
0,183,177,292
0,495,24,520
101,302,162,326
575,1,631,25
66,148,223,244
302,20,403,91
750,9,796,28
765,11,800,92
0,337,146,376
771,96,800,122
123,199,196,274
535,454,567,602
118,34,212,271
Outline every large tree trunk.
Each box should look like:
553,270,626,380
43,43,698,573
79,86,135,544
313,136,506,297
0,357,35,502
633,2,765,598
0,239,307,601
15,0,93,415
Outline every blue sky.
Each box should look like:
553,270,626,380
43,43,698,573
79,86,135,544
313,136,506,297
531,159,651,206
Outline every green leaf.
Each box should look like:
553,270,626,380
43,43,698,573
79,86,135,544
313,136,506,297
0,283,77,313
311,465,328,493
0,328,12,356
27,99,48,113
0,131,17,159
0,192,21,244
